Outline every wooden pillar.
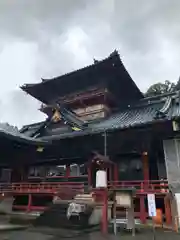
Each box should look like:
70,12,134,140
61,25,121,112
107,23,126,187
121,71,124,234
66,164,70,178
21,167,28,181
108,165,112,185
20,167,28,181
140,151,147,224
87,163,92,186
142,152,149,183
101,189,108,234
27,194,32,212
114,163,118,186
140,195,146,223
164,196,172,225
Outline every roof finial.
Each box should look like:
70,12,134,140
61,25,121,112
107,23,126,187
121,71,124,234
109,49,119,58
93,58,99,64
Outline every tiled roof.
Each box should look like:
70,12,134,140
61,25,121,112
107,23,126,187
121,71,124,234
37,92,180,141
0,122,48,145
91,103,164,131
21,51,143,104
20,121,45,137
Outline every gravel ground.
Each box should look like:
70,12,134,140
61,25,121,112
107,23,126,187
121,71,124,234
0,228,179,240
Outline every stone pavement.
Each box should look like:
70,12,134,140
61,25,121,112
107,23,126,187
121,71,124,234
0,228,179,240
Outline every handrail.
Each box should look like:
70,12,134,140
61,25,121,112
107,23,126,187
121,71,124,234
0,182,85,194
0,180,169,194
108,180,169,193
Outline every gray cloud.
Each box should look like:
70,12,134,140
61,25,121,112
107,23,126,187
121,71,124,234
0,0,180,127
0,0,87,39
0,90,45,128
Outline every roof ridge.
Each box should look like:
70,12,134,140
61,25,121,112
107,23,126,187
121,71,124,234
142,90,179,101
21,50,121,88
41,50,120,83
21,120,46,129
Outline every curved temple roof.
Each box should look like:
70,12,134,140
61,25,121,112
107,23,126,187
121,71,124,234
1,91,180,166
21,51,143,104
0,123,48,146
21,91,180,141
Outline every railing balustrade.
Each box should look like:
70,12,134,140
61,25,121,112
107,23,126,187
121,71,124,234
0,180,169,195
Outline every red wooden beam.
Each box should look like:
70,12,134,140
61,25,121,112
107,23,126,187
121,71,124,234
142,152,149,184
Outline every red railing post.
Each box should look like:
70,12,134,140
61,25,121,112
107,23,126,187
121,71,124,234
27,194,32,212
140,195,146,224
140,182,144,193
101,189,108,234
164,196,172,225
66,164,70,178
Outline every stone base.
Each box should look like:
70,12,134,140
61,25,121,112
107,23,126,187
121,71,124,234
88,204,112,225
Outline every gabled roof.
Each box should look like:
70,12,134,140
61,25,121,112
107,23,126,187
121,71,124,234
21,50,143,104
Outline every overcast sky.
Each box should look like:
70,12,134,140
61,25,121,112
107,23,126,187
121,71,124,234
0,0,180,128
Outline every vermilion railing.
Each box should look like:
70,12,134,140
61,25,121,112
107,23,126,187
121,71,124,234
0,180,169,195
108,180,169,193
0,182,85,194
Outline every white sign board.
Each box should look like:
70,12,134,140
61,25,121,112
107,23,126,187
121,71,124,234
115,193,132,207
147,194,156,217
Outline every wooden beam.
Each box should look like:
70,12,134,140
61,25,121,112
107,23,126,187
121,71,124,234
142,152,149,182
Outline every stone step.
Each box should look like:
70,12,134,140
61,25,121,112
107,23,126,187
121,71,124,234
34,203,93,229
74,193,94,203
